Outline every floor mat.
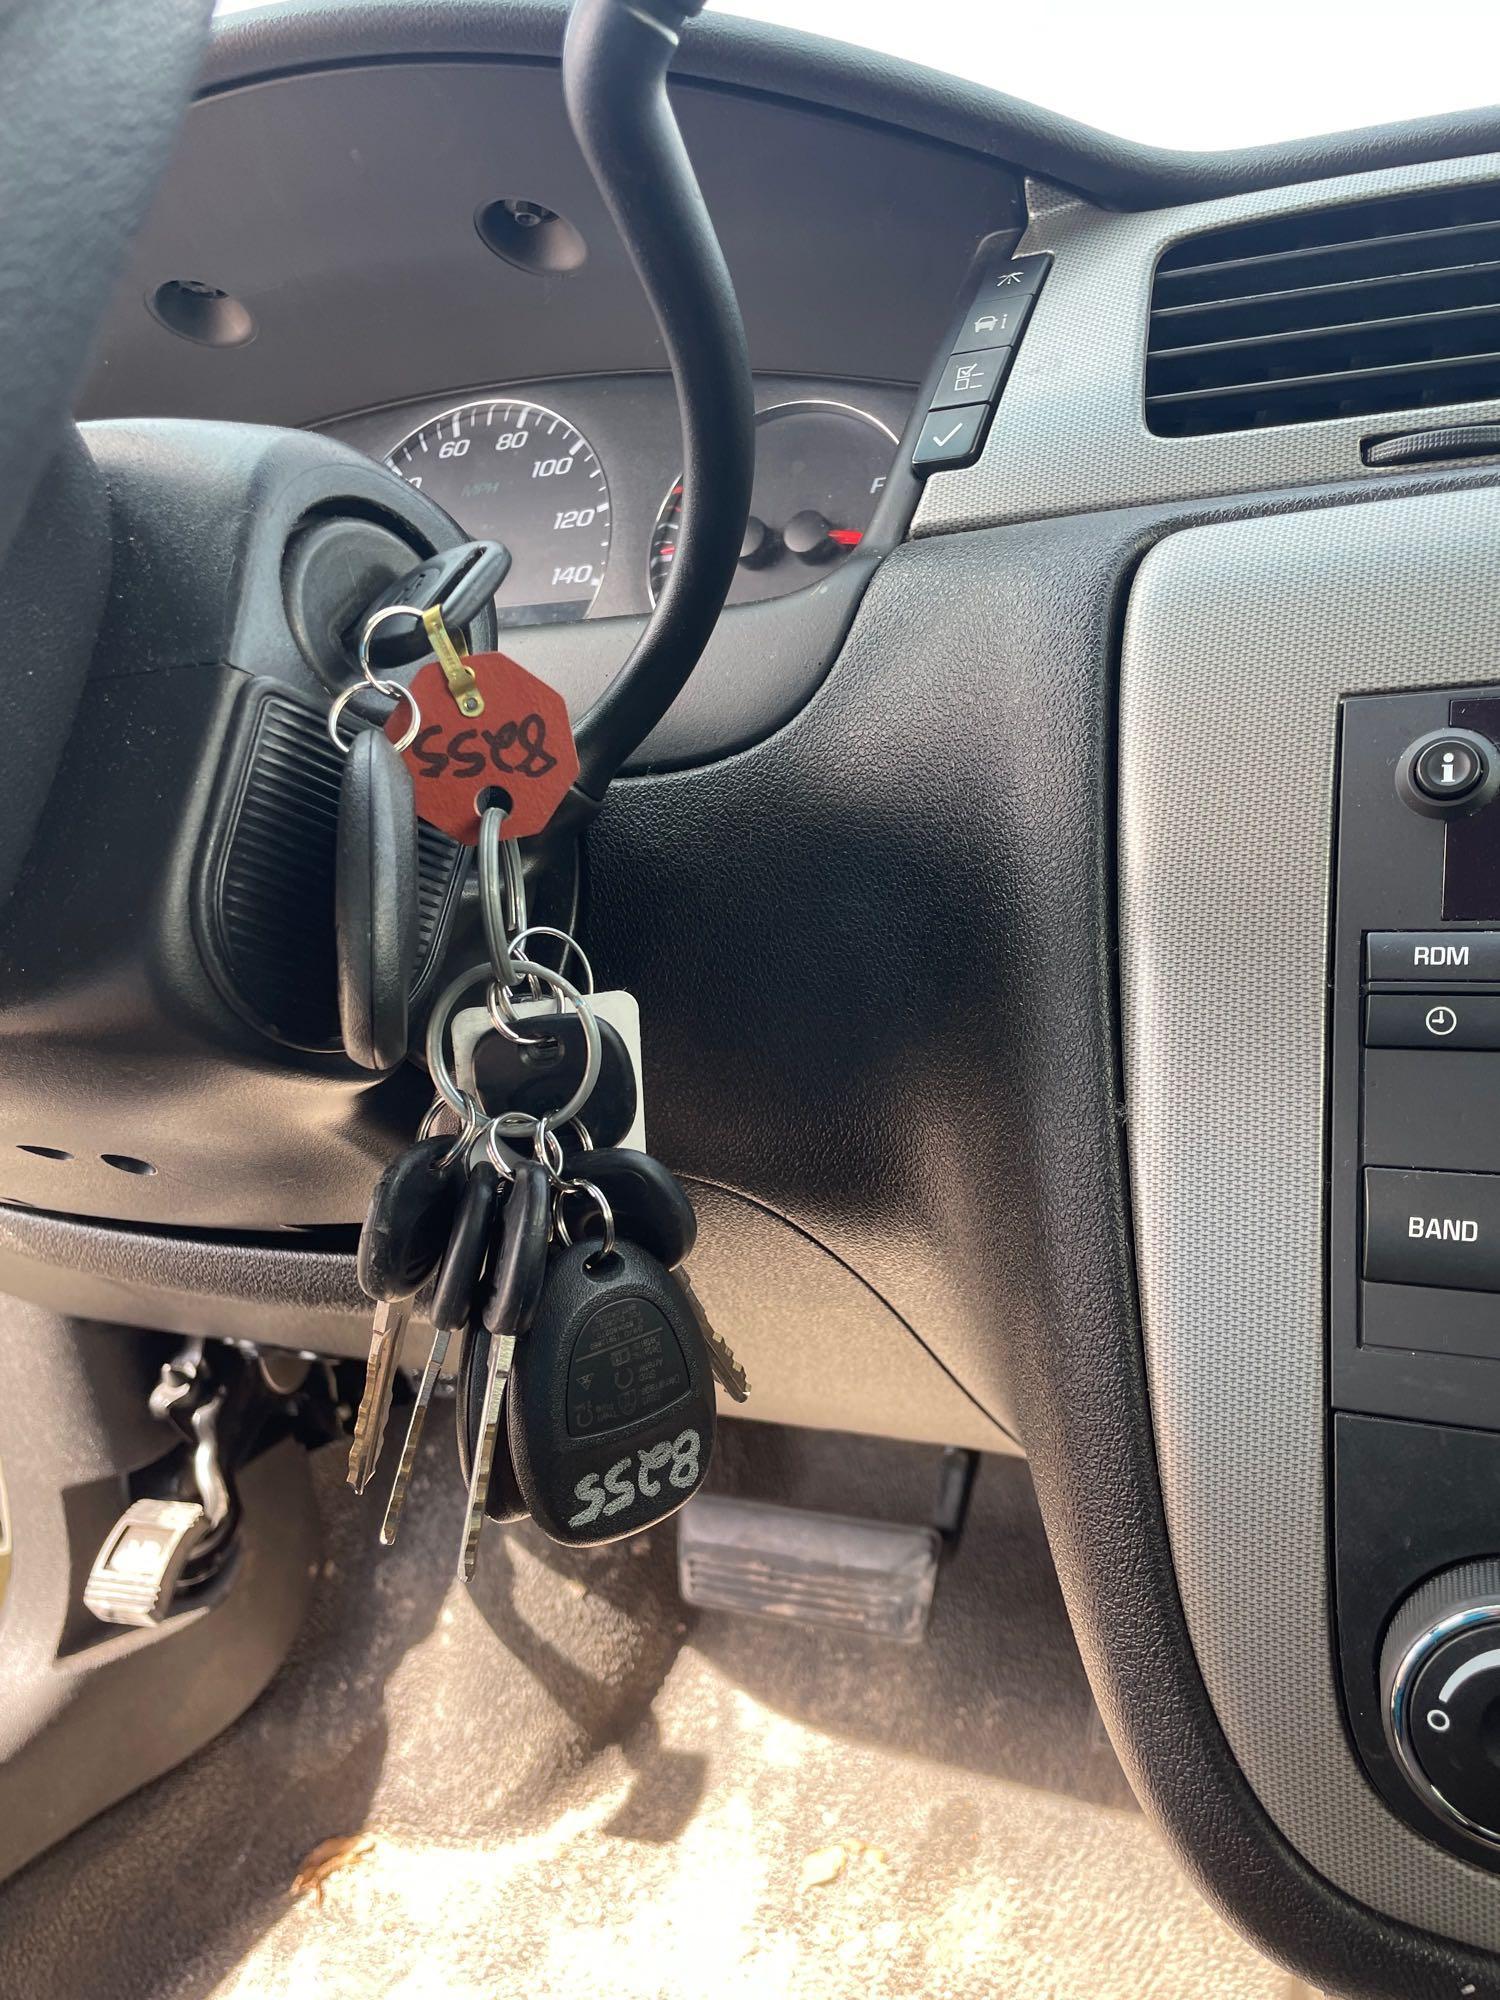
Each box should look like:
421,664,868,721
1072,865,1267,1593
0,1420,1309,2000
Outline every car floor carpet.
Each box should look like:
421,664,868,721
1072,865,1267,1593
0,1416,1310,2000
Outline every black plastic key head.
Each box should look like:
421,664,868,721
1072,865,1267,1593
507,1237,716,1547
357,1136,465,1302
358,540,513,671
562,1148,696,1268
473,1013,637,1149
456,1159,553,1525
336,726,419,1072
482,1158,553,1338
429,1159,503,1335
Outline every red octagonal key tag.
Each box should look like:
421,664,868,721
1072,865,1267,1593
387,651,578,844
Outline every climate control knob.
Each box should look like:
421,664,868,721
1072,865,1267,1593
1381,1560,1500,1846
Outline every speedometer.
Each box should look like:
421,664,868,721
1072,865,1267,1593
384,400,611,627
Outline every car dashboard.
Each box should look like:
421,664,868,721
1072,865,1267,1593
16,4,1500,1993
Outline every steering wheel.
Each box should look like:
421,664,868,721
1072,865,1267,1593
0,0,215,899
0,0,216,558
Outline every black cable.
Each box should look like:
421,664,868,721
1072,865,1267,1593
562,0,754,797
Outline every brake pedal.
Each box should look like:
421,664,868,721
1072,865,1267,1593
83,1498,217,1628
677,1495,941,1642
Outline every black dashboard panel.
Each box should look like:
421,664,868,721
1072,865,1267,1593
77,58,1019,432
73,53,1008,772
44,4,1500,1988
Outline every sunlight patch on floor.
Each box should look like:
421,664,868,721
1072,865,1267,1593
207,1646,1295,2000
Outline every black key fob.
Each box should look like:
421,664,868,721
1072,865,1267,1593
562,1149,696,1268
357,1136,465,1301
508,1238,716,1547
337,727,418,1070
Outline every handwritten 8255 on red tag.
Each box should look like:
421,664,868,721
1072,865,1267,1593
387,651,579,843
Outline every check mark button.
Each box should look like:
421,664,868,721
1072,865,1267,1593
911,403,989,474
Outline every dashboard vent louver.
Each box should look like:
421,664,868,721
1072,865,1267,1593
1145,184,1500,437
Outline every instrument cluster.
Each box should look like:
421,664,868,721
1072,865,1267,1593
322,375,912,632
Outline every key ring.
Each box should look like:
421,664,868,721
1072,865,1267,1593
425,963,498,1123
485,977,558,1047
489,955,601,1129
507,926,596,1006
428,958,602,1134
557,1178,616,1266
417,1088,486,1169
481,1119,529,1182
328,679,422,754
487,1111,566,1179
478,804,525,998
502,829,528,937
358,603,431,687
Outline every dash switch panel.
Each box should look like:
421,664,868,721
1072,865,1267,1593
1332,688,1500,1437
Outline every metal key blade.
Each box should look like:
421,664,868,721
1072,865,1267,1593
457,1330,514,1582
379,1322,458,1546
348,1298,410,1492
457,1160,551,1578
677,1269,749,1403
383,1158,504,1545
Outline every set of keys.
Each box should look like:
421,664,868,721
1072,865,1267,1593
330,577,748,1573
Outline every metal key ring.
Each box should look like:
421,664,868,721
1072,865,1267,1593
425,962,498,1121
557,1178,616,1266
485,979,548,1048
358,602,431,687
481,1118,526,1182
497,957,601,1129
417,1090,486,1169
502,832,528,937
327,679,422,754
429,958,601,1134
507,926,596,1005
486,1108,567,1178
478,804,525,997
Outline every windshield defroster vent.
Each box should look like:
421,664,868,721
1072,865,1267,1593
1146,183,1500,437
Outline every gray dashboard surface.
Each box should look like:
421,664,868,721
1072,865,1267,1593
77,58,1016,430
205,0,1500,211
915,153,1500,537
1119,484,1500,1949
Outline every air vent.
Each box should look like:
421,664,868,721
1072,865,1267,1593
1146,183,1500,437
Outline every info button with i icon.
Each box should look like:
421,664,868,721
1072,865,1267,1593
1396,727,1500,820
1415,739,1481,796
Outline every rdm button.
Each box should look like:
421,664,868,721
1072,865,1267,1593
1365,1168,1500,1292
1367,932,1500,982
